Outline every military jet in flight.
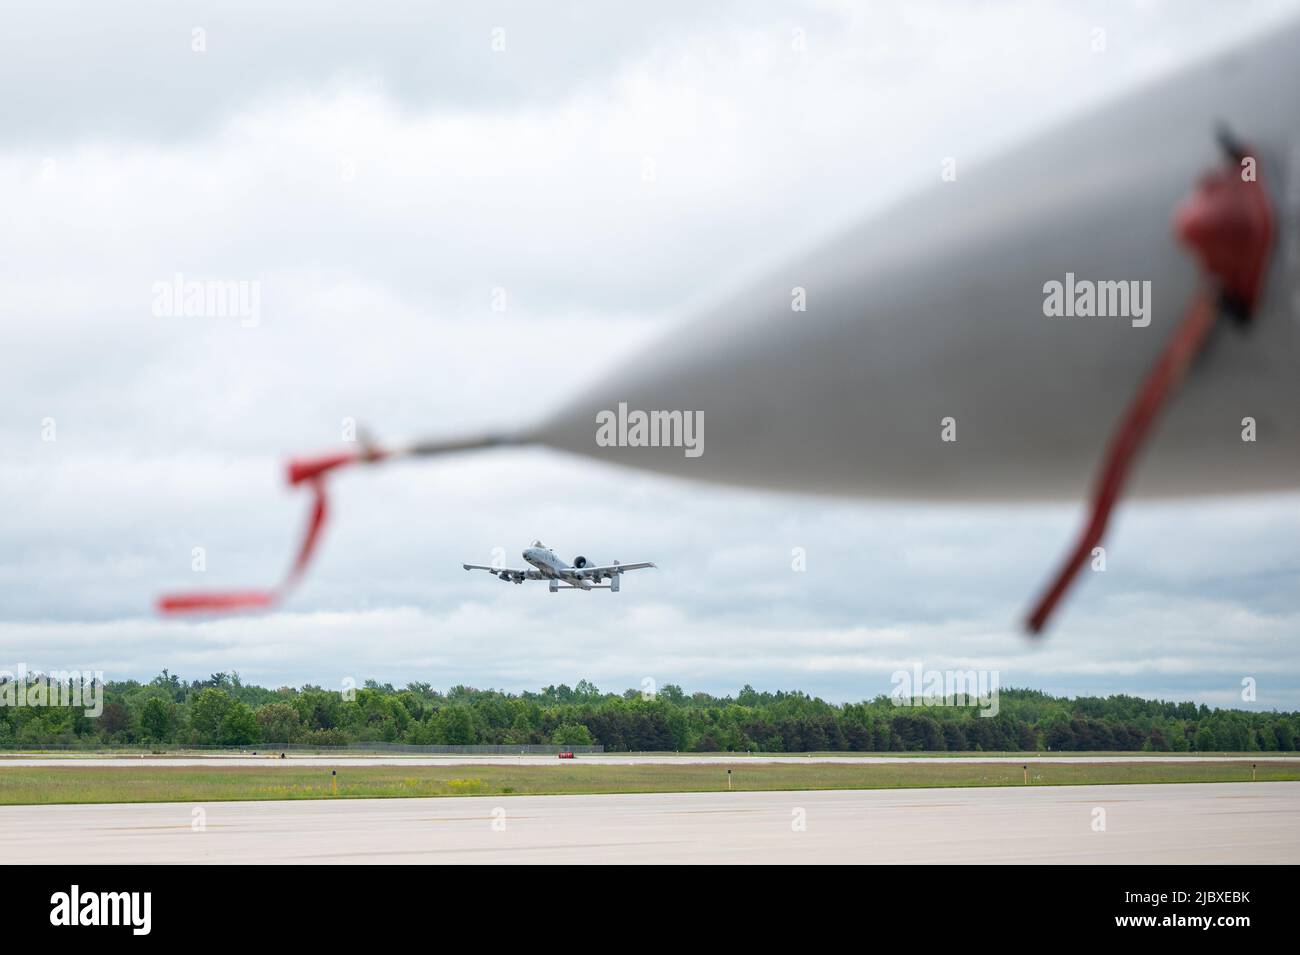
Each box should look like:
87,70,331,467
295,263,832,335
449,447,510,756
462,541,656,592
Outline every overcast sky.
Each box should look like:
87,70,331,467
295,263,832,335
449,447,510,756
3,0,1298,709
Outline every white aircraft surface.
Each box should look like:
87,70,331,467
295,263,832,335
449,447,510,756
461,541,656,592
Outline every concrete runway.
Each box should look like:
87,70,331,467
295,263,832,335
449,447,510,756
2,753,1292,768
3,782,1297,863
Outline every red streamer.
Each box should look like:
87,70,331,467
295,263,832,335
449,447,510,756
1025,148,1274,633
1024,289,1217,633
157,454,358,615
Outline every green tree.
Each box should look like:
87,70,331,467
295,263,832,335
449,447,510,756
220,701,259,746
255,702,301,744
189,688,232,744
6,677,1300,758
440,706,476,745
98,701,134,740
140,698,176,742
1195,725,1218,753
551,722,594,746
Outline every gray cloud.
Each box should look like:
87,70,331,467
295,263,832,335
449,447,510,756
2,0,763,145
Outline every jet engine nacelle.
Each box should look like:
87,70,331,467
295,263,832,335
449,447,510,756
572,555,588,568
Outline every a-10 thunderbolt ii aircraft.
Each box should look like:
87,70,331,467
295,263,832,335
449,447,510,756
158,14,1300,633
462,541,656,592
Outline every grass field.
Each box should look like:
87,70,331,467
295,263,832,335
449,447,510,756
1,749,1285,759
0,760,1297,805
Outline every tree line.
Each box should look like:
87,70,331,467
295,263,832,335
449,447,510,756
1,671,1297,753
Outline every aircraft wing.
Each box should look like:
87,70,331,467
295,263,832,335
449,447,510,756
527,18,1300,503
462,564,542,579
573,562,656,577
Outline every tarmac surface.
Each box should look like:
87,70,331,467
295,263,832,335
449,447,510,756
3,781,1297,863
